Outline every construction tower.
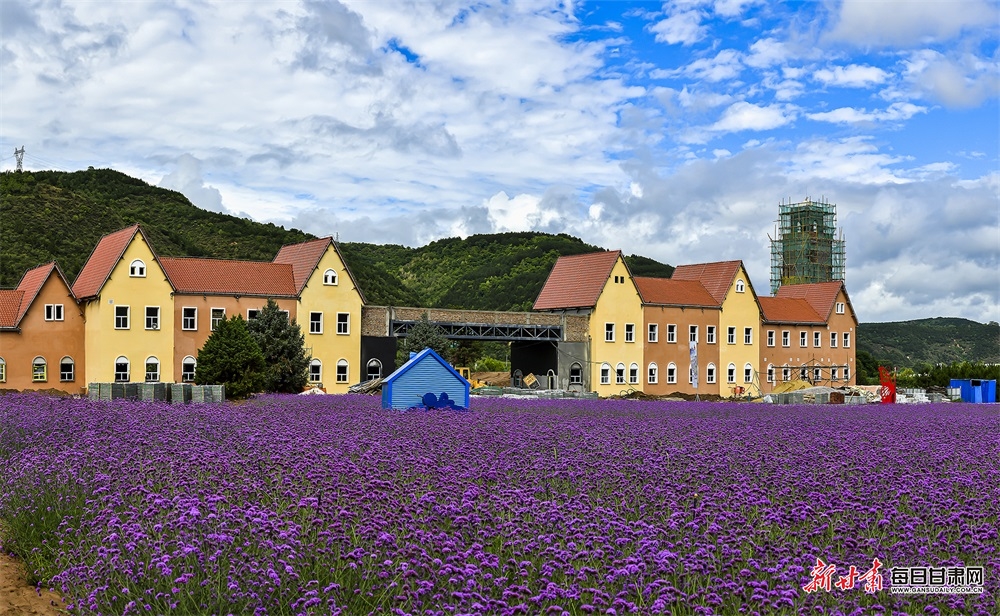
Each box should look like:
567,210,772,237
769,197,845,295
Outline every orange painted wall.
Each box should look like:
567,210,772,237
642,305,721,395
0,274,86,394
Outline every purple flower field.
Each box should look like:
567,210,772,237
0,393,997,616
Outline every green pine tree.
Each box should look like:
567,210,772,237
247,299,311,393
396,313,452,366
196,314,266,399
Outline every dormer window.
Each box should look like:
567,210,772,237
324,269,338,285
735,279,745,293
130,259,146,277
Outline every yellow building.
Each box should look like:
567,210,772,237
533,251,644,396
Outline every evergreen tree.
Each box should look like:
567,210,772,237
397,314,451,366
247,299,311,393
196,315,266,399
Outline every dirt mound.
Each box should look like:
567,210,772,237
0,551,66,614
472,372,511,387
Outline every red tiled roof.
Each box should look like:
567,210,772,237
159,257,298,297
634,277,719,307
533,251,622,310
670,260,743,304
273,238,330,292
72,225,140,299
0,290,25,328
759,297,824,324
775,281,845,321
14,263,57,324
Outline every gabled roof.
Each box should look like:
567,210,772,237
634,277,719,307
533,251,623,311
0,263,74,329
159,257,298,297
383,347,468,385
72,225,143,299
775,281,849,321
273,237,367,303
759,297,824,324
670,260,744,304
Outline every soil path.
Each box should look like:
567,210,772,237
0,552,66,615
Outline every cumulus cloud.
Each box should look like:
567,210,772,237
903,49,1000,108
827,0,995,46
158,154,226,213
710,102,794,132
650,8,707,45
807,102,927,125
814,64,889,88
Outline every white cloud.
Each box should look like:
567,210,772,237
827,0,995,46
903,49,1000,108
814,64,889,88
650,9,707,45
744,37,788,69
158,154,226,213
807,102,927,124
711,101,794,132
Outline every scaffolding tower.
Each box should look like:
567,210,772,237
769,197,845,295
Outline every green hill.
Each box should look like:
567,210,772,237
857,318,1000,369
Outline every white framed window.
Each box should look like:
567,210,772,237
600,363,610,385
605,323,615,342
735,279,745,293
843,332,851,348
624,323,635,343
727,363,736,384
182,307,197,330
211,308,225,331
32,356,47,382
145,357,160,382
836,302,845,314
309,359,322,383
689,325,698,343
844,366,850,381
0,358,5,383
744,327,752,345
667,362,677,384
129,259,146,277
727,326,736,344
182,356,197,383
629,363,639,384
832,366,839,381
800,367,808,380
310,312,323,334
667,324,676,343
115,305,130,330
813,367,822,382
647,362,658,384
706,363,716,384
247,309,260,321
782,366,791,381
767,330,775,347
115,356,130,382
367,359,383,381
336,359,349,383
145,306,160,330
766,365,774,383
744,363,753,383
706,326,716,344
615,363,626,385
323,269,338,285
44,304,64,321
336,313,350,335
830,332,838,347
813,331,821,347
800,331,807,347
570,363,583,385
782,330,790,347
648,323,658,342
59,357,74,381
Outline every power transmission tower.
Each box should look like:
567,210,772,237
14,146,25,172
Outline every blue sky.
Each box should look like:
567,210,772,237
1,0,998,323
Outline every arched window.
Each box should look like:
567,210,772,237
32,356,47,382
628,363,639,384
60,357,75,382
115,356,130,382
706,363,716,384
323,269,338,285
513,369,523,388
129,259,146,277
800,366,808,380
600,363,610,385
782,366,790,382
615,363,626,385
182,356,197,383
336,359,349,383
647,362,658,384
367,358,382,381
569,363,583,385
309,359,322,383
735,279,745,293
744,363,753,383
547,369,557,389
766,364,775,383
0,357,6,383
813,366,822,382
727,363,736,384
145,357,160,382
666,362,677,384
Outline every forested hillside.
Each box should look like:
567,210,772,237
857,318,1000,369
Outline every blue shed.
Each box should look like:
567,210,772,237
949,379,997,404
381,348,471,410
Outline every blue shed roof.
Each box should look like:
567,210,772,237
382,347,471,410
384,347,467,384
